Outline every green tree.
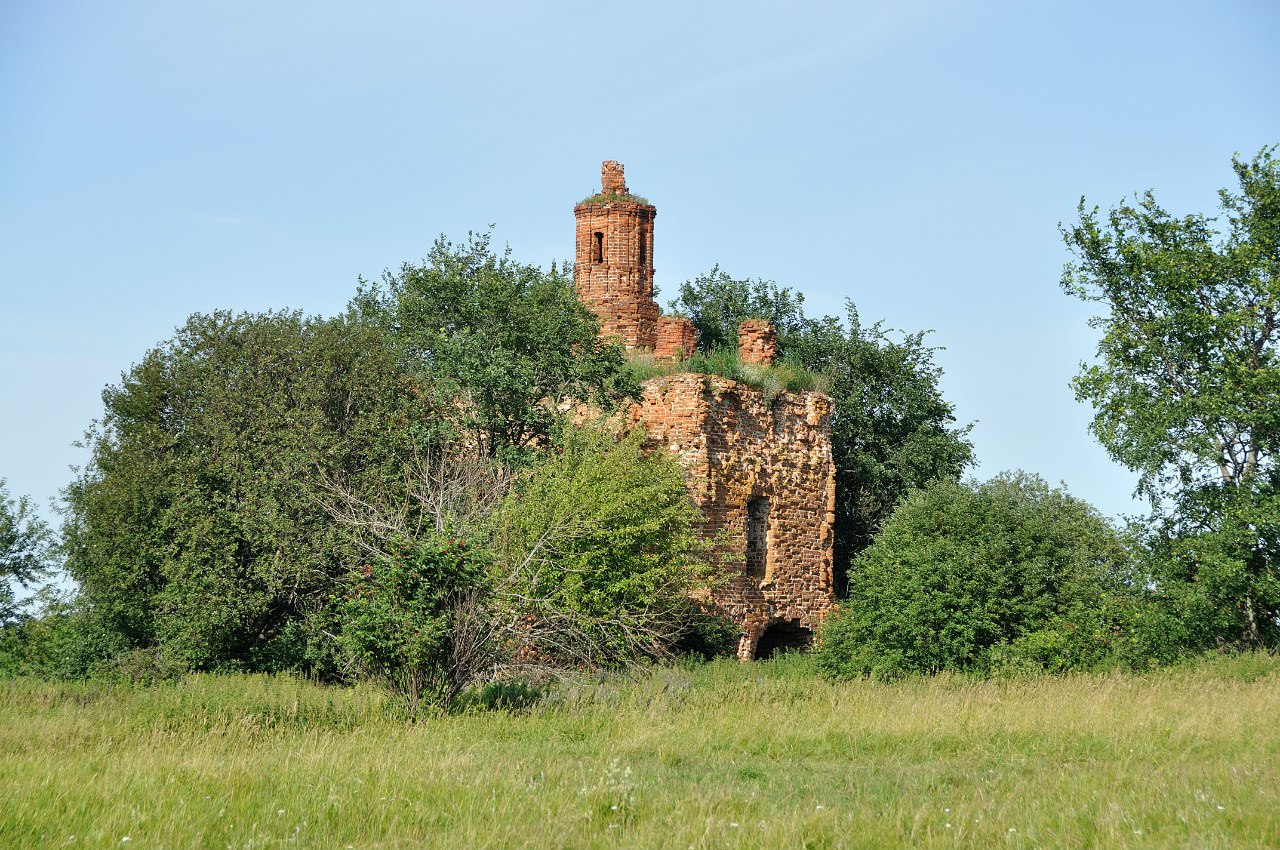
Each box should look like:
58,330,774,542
355,232,635,459
1061,146,1280,648
667,266,810,352
0,480,52,625
816,473,1144,679
334,535,488,713
788,306,974,577
670,267,973,582
487,426,712,668
63,310,435,673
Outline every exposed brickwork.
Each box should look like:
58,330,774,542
601,159,627,194
655,315,697,360
628,375,837,658
738,319,778,366
572,161,836,659
574,162,658,350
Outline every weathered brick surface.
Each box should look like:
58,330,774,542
655,315,697,360
574,163,658,350
628,375,837,658
572,161,836,658
738,319,778,366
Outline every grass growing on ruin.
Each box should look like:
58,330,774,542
625,347,825,403
4,653,1280,848
578,191,651,205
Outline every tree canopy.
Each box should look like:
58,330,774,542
1,480,52,626
1062,145,1280,648
816,473,1144,679
62,309,432,673
355,231,636,459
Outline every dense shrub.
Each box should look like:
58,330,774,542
61,310,433,675
486,426,712,669
817,472,1152,679
334,536,489,712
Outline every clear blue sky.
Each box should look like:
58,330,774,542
2,0,1278,536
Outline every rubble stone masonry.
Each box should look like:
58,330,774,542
628,375,837,658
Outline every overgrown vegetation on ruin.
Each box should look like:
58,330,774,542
621,346,825,403
577,191,651,206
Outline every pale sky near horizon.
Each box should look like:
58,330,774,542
2,1,1278,547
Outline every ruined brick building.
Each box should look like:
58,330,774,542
573,161,836,659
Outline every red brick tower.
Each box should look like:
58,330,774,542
574,161,659,350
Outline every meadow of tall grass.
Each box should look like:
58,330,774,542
3,654,1278,848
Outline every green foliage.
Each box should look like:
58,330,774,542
1062,145,1280,649
789,306,975,576
667,265,810,352
452,679,544,713
334,536,488,712
487,426,710,667
624,347,820,404
817,473,1143,679
354,231,636,460
0,480,52,625
669,605,741,660
62,309,434,674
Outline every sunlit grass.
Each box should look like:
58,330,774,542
3,654,1278,848
624,347,825,404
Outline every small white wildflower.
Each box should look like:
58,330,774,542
815,804,825,811
945,808,950,813
946,823,952,828
1134,829,1142,835
611,805,618,811
729,822,739,828
120,839,131,844
1009,828,1017,833
1217,805,1226,811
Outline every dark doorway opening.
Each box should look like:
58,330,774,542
754,619,812,660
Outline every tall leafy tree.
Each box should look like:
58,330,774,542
667,266,809,352
63,310,435,671
1,480,52,625
1062,145,1280,648
355,232,635,459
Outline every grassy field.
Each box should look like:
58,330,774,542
2,655,1278,849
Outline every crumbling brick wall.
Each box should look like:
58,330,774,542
628,375,837,658
574,161,837,658
655,315,697,360
738,319,779,366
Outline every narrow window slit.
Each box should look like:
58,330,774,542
746,497,769,578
